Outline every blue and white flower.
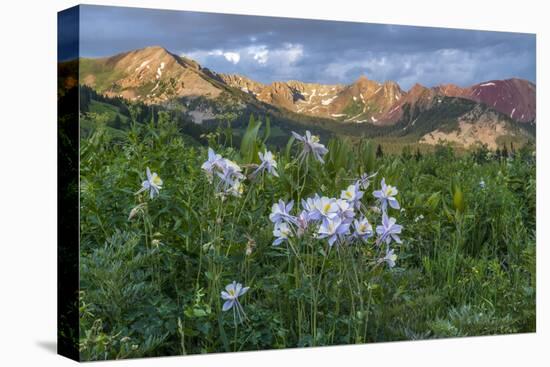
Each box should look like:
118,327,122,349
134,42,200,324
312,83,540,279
381,248,397,268
335,199,355,223
341,182,364,210
376,213,403,245
201,148,225,177
357,172,377,190
373,178,400,211
136,167,163,199
292,130,329,163
227,180,244,197
254,150,279,177
354,217,373,240
202,148,246,197
221,281,249,323
269,199,297,225
317,216,351,246
296,210,309,237
310,196,339,221
216,158,244,187
273,222,293,246
301,194,321,221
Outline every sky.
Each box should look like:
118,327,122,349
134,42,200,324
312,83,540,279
65,5,536,89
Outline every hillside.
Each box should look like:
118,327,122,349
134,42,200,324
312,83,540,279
76,46,536,149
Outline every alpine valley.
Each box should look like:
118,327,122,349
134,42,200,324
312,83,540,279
75,46,536,150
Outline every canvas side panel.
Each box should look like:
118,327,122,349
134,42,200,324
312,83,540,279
57,5,80,362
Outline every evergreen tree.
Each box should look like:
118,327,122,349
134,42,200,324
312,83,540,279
415,147,422,161
112,115,123,130
502,145,509,159
376,144,384,158
149,106,156,127
401,145,412,160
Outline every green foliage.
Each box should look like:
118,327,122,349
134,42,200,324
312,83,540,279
358,139,377,174
325,137,354,177
240,114,263,163
79,231,174,360
429,305,517,337
342,100,364,116
79,111,536,360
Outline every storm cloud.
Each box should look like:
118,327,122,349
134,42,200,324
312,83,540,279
75,5,536,89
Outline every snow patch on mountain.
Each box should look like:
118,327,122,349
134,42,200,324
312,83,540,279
135,60,151,72
321,96,337,105
156,62,165,79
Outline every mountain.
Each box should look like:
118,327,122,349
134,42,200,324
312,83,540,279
433,79,536,123
219,75,405,124
419,103,524,149
80,46,226,103
77,46,536,149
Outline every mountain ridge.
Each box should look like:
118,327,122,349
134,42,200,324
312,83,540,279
77,46,536,148
80,46,536,125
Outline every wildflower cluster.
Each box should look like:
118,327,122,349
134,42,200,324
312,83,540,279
201,148,246,197
270,176,403,268
201,148,280,198
292,130,329,163
133,132,403,328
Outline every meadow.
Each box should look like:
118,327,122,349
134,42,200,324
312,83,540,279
78,112,535,360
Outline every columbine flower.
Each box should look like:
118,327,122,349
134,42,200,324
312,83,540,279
201,148,224,179
221,281,249,323
269,199,297,225
354,217,373,240
335,199,355,223
296,210,309,237
273,222,293,246
341,182,364,209
228,180,244,197
317,216,351,246
376,213,403,245
310,196,339,221
202,149,246,198
254,150,279,177
479,179,486,189
357,172,377,190
216,158,245,187
373,178,400,211
301,194,320,221
292,130,329,163
136,167,163,199
381,248,397,268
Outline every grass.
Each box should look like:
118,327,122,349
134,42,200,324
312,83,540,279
77,113,536,361
80,58,127,92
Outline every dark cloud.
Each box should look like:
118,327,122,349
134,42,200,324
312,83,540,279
77,4,536,89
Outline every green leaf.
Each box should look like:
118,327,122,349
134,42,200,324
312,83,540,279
452,185,465,213
285,135,296,161
263,115,271,144
240,114,262,163
217,313,230,352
